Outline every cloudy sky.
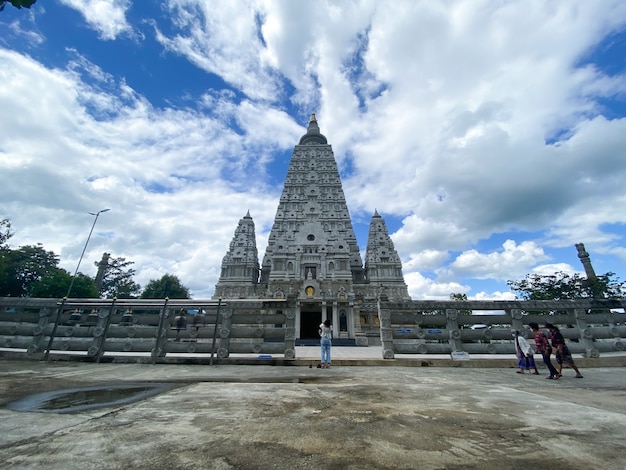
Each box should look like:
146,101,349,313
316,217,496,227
1,0,625,300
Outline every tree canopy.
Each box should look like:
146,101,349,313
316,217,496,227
140,274,190,299
0,243,60,297
449,292,471,315
0,0,37,11
450,293,467,301
0,218,13,247
30,270,98,298
507,271,626,301
96,256,141,299
0,218,139,299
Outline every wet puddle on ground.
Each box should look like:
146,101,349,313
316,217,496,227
5,383,177,414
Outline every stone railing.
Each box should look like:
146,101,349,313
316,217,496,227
3,297,625,362
377,299,626,359
0,297,294,363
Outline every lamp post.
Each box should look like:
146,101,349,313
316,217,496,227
65,208,110,298
45,208,111,360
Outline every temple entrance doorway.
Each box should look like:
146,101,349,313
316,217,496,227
300,305,322,339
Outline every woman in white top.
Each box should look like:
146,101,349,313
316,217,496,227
513,329,539,375
319,319,332,368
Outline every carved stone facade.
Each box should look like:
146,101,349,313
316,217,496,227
214,211,260,299
214,114,410,341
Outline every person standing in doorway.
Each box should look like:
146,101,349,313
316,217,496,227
529,322,558,379
319,319,333,368
545,323,583,379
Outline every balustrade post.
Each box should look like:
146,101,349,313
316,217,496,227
152,298,171,363
214,303,231,364
378,300,394,359
446,309,462,352
574,308,599,358
283,301,296,360
94,299,117,363
44,299,67,360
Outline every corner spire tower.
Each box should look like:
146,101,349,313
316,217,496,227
213,211,260,299
365,211,410,300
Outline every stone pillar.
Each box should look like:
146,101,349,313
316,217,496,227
446,309,462,352
152,299,171,361
29,307,53,355
378,301,394,359
574,308,599,358
509,308,524,331
294,301,302,339
217,308,232,359
284,305,296,360
94,301,117,363
94,252,110,293
576,243,598,281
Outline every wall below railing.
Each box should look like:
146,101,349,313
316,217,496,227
377,299,626,359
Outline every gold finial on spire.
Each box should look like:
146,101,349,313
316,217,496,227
311,112,317,122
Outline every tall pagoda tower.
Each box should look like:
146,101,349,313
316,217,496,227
214,114,410,341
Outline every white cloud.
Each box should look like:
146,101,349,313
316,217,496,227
154,0,282,102
532,263,578,277
59,0,132,40
0,47,287,297
3,19,44,46
440,240,551,281
471,291,516,301
2,0,626,300
402,249,450,272
405,271,468,300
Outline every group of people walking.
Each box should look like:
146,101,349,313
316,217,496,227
514,322,583,379
318,319,583,376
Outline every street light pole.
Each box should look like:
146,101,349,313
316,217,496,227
65,208,110,298
45,208,111,360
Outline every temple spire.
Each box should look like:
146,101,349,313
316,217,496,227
299,113,327,145
365,211,410,300
213,212,260,298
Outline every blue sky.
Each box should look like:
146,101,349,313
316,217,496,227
1,0,625,299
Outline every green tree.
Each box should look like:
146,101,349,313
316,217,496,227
0,243,60,297
140,274,190,299
96,256,141,299
0,218,13,247
0,221,100,298
507,271,626,301
450,292,471,316
0,0,37,11
0,219,14,295
30,269,98,298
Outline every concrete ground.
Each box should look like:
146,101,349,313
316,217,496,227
0,354,625,469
